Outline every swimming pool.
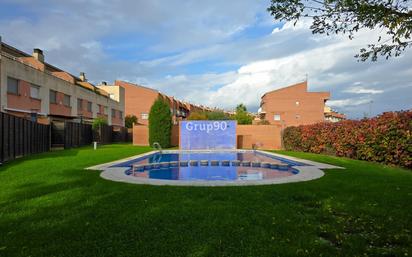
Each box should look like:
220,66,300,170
112,151,304,181
89,150,342,186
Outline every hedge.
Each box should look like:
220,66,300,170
283,111,412,168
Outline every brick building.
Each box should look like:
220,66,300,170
0,38,124,127
115,80,212,125
258,81,344,127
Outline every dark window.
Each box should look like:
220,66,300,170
87,101,92,112
77,99,83,110
50,90,57,104
111,108,116,118
7,77,19,94
63,94,71,107
119,111,123,119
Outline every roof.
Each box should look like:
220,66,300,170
261,81,308,98
1,41,109,97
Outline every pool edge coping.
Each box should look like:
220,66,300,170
86,149,344,186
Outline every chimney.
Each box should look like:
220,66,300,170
101,81,107,86
79,72,87,82
33,48,44,62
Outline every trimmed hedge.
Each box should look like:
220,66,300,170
283,111,412,168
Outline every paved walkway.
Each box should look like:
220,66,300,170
87,150,344,187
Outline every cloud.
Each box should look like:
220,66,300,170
344,86,384,94
0,1,411,119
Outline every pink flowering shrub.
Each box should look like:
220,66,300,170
283,111,412,168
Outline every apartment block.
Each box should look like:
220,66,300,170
115,80,210,125
0,38,124,127
259,81,344,127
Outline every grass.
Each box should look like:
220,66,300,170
0,144,411,257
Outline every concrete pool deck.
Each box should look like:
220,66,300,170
87,150,344,186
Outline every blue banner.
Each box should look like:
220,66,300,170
180,120,237,150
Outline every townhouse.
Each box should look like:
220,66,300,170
115,80,212,125
0,37,124,127
258,81,345,127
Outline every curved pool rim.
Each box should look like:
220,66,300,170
87,150,344,186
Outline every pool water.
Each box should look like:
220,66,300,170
112,151,302,181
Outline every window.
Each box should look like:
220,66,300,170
30,84,40,99
119,111,123,119
141,113,149,120
63,94,71,107
87,101,92,112
7,77,19,94
104,106,108,114
296,101,300,106
77,99,83,110
50,90,57,104
296,114,300,119
274,114,281,121
111,108,116,118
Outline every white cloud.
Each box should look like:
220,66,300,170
344,86,384,94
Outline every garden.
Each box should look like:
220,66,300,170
0,144,411,256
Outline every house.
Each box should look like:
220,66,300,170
115,80,212,125
0,37,124,127
258,81,343,127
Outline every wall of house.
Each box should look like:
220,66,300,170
0,54,123,125
115,80,158,126
133,125,149,146
261,81,330,127
133,124,282,150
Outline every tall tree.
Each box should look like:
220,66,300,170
236,104,247,113
149,97,172,148
268,0,412,61
234,104,253,124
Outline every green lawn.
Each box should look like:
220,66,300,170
0,144,411,257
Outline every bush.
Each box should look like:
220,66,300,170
206,111,232,120
125,115,138,128
149,97,172,148
188,111,208,120
188,110,232,120
283,111,412,168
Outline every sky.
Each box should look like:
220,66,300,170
0,0,411,118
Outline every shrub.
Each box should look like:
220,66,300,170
206,111,232,120
188,111,208,120
149,97,172,148
257,120,270,125
283,111,412,168
125,115,138,128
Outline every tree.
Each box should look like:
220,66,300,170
234,104,253,124
149,97,172,148
92,117,107,130
268,0,412,61
92,117,108,143
236,103,247,113
206,110,232,120
125,115,138,128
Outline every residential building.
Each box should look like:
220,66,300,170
258,81,335,127
324,106,346,122
0,37,124,127
115,80,211,125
